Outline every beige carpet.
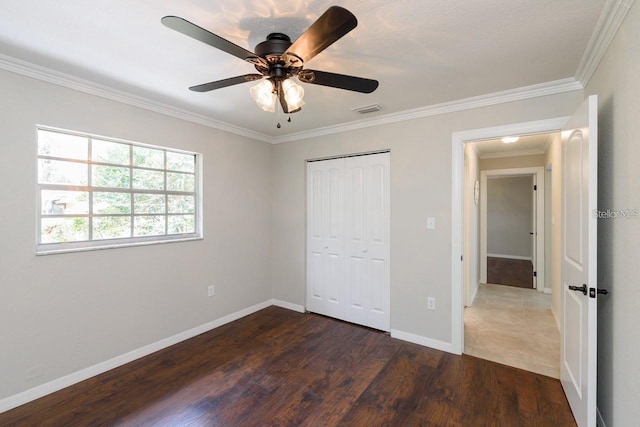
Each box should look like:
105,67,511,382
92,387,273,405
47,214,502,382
464,283,560,378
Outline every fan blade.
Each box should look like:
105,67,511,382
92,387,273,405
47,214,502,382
285,6,357,64
298,70,378,93
162,16,258,62
189,74,263,92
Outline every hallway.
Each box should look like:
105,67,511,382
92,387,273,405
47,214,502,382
464,283,560,378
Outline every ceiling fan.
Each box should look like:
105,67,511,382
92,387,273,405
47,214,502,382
161,6,378,122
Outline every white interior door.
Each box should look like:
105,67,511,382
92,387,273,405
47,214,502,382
306,152,390,331
306,158,345,320
561,95,598,427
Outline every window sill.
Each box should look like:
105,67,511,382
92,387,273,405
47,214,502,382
36,235,203,256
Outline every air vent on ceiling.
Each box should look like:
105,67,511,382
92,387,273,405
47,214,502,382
352,104,381,114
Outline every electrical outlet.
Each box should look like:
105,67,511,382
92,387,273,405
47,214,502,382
427,297,436,310
427,217,436,230
208,285,215,297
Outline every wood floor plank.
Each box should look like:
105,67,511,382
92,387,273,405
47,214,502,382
0,307,576,426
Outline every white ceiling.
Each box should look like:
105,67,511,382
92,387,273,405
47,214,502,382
0,0,606,140
471,133,555,159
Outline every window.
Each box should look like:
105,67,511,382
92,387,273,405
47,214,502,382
36,127,202,254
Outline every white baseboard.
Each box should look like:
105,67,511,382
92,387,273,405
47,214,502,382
597,407,606,427
487,253,533,261
0,299,279,414
390,329,455,354
271,299,305,313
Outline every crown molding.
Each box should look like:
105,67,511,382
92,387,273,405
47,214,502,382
0,53,274,143
0,53,583,146
271,78,583,143
575,0,636,86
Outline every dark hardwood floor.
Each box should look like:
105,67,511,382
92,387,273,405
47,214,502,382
0,307,576,426
487,256,534,289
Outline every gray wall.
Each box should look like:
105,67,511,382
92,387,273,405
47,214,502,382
486,176,534,259
0,69,273,400
584,1,640,424
271,91,584,344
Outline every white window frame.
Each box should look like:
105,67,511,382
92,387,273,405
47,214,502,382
36,126,203,255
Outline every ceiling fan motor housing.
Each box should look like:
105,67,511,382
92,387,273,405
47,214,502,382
254,33,292,57
253,33,302,79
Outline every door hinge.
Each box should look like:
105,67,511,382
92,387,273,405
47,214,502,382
461,255,463,261
533,271,537,277
534,184,537,191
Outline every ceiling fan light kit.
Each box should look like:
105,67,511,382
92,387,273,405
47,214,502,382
162,6,378,127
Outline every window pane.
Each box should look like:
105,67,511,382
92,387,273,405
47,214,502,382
168,195,195,214
94,192,131,214
93,217,131,240
134,215,165,237
38,130,87,160
167,172,195,192
134,193,166,214
41,217,89,243
133,169,164,190
133,146,164,169
92,165,130,188
41,190,89,215
37,127,200,251
92,139,129,165
167,152,195,173
168,215,195,234
38,159,88,185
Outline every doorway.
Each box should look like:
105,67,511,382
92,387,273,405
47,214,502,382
485,175,535,289
463,136,559,377
452,98,599,423
450,118,567,357
480,167,545,292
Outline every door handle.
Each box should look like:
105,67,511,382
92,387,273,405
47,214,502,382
589,287,609,298
569,284,588,295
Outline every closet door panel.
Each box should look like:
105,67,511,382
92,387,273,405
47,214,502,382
306,158,344,318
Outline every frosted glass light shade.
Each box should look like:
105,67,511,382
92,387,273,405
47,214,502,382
250,79,276,112
282,79,305,110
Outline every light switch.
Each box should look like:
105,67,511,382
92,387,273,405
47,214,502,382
427,217,436,230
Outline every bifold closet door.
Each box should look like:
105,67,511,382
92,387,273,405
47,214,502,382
306,158,345,320
306,152,390,332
